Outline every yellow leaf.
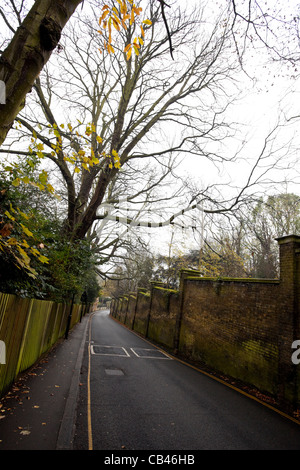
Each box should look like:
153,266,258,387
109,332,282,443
99,9,109,23
38,255,49,264
12,178,20,187
4,211,15,221
17,209,30,220
17,245,30,262
23,176,30,184
30,247,40,256
130,9,134,25
20,224,33,237
108,43,115,54
126,47,132,60
46,184,55,194
22,239,30,249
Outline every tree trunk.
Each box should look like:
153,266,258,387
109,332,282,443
73,166,119,241
0,0,83,147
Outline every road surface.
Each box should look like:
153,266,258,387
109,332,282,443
73,310,300,450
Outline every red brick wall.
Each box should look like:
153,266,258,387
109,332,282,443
179,278,280,394
110,235,300,412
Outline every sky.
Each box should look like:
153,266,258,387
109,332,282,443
1,0,300,261
141,0,300,255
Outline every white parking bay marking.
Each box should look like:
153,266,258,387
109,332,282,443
130,348,172,359
91,345,130,357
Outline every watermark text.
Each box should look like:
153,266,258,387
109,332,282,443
0,341,6,365
292,340,300,365
0,80,6,104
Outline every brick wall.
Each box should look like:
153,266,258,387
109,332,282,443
179,277,280,395
110,235,300,414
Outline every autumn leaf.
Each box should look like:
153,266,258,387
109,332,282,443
20,224,33,237
12,178,21,187
0,223,13,237
98,0,151,59
4,211,15,221
38,255,49,264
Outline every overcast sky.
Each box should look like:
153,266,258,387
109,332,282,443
1,0,300,258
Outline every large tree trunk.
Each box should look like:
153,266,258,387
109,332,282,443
72,166,119,241
0,0,83,147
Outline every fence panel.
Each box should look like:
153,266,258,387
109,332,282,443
0,293,87,399
0,295,30,397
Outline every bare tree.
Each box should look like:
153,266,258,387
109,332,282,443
2,2,246,241
2,0,300,283
1,0,299,148
229,0,300,69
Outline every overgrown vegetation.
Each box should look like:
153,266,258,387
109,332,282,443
0,162,100,302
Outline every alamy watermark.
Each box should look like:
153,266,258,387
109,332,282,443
96,195,202,242
0,341,6,365
0,337,299,367
292,340,300,365
0,80,6,104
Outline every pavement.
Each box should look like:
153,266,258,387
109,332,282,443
0,311,90,450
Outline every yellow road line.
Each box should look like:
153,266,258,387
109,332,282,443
87,313,94,450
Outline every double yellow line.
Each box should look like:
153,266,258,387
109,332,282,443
87,312,95,450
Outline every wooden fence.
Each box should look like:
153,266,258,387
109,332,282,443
0,293,89,399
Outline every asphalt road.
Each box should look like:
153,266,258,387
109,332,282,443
73,310,300,451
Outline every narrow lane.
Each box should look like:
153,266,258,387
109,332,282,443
73,310,300,450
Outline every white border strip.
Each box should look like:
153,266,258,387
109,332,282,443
91,345,130,357
130,347,172,359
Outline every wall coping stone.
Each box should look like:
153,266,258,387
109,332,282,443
186,276,280,284
276,234,300,244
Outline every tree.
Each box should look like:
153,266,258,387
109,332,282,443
243,193,300,277
0,156,100,301
229,0,300,68
0,0,84,146
2,1,247,253
1,0,299,146
104,242,155,297
192,192,300,279
0,153,51,279
1,0,300,287
0,0,176,147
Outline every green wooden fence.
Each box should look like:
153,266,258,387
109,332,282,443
0,293,86,399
